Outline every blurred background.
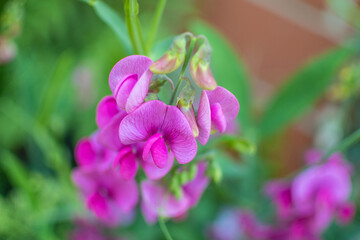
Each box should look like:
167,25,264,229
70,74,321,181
1,0,359,239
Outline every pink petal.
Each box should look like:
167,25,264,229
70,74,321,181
183,161,209,207
96,96,119,128
109,55,153,92
113,177,139,213
162,105,197,164
114,74,137,110
71,168,97,195
304,149,323,165
206,86,239,124
210,103,227,133
197,90,211,145
113,147,133,168
87,192,109,220
141,201,158,224
119,151,138,180
119,100,167,145
142,133,162,160
141,151,174,180
97,111,127,151
75,138,97,167
151,137,168,168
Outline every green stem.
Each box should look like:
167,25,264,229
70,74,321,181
159,217,174,240
124,0,147,55
323,128,360,159
169,38,196,105
146,0,167,51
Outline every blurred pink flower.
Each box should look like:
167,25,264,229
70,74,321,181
140,162,209,224
109,55,153,113
0,36,17,65
72,167,138,226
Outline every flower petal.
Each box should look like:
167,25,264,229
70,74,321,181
210,102,227,133
75,138,97,167
113,176,139,213
97,111,127,151
141,152,174,180
206,86,239,124
197,90,211,145
151,137,168,168
119,100,167,145
119,152,138,180
109,55,153,92
114,74,137,110
96,96,119,128
162,105,197,164
113,147,133,168
142,133,162,160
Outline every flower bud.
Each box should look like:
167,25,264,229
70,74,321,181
190,37,217,90
177,80,199,137
150,33,189,74
148,74,174,94
170,176,183,200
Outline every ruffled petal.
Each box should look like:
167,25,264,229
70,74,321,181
96,96,119,128
161,105,197,164
197,90,211,145
210,103,227,133
141,151,174,180
97,111,127,151
119,100,167,145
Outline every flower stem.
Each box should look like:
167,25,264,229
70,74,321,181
323,128,360,159
159,217,174,240
124,0,147,55
146,0,167,51
169,38,196,105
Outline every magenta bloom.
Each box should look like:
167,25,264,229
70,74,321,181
140,162,209,224
119,100,197,168
292,152,354,232
109,55,153,113
265,180,294,220
197,86,239,145
72,167,138,226
75,134,115,171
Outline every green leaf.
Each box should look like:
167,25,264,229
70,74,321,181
189,20,253,135
259,48,351,138
85,0,132,53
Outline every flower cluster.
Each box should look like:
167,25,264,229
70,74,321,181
209,150,356,240
72,34,240,226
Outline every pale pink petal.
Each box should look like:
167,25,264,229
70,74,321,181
109,55,153,92
114,74,137,109
96,96,119,128
206,86,239,124
151,137,168,168
113,177,139,213
141,152,174,180
197,90,211,145
210,103,227,133
141,201,158,224
119,100,167,144
97,112,127,151
75,138,97,167
142,133,162,160
161,105,197,164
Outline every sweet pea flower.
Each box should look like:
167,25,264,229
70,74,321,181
140,162,209,224
75,133,115,171
72,167,138,226
119,100,197,168
292,152,355,232
108,55,153,113
265,180,294,220
197,86,239,145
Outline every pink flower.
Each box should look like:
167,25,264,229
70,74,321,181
197,86,239,145
119,100,197,168
72,167,138,226
140,162,209,224
108,55,153,113
75,133,115,171
265,180,294,220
